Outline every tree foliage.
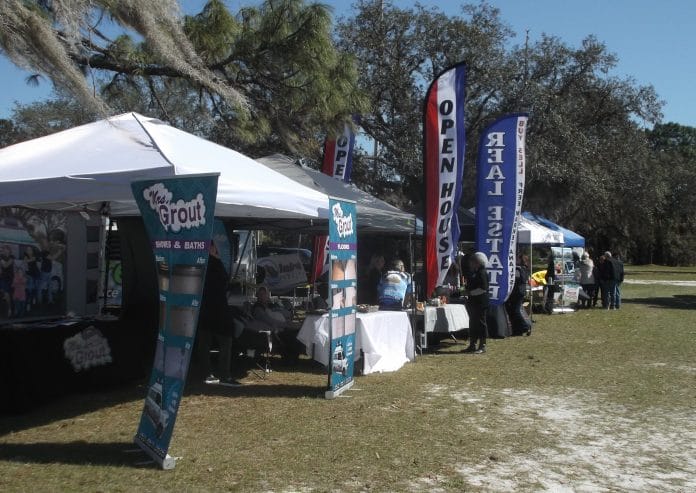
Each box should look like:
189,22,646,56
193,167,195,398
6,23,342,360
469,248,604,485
2,0,694,265
337,0,672,262
0,0,364,156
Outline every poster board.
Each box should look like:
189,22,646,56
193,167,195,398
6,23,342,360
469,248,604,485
131,174,219,469
325,198,357,399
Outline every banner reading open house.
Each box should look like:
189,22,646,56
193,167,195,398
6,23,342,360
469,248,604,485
424,62,467,298
131,173,219,469
475,114,528,304
326,197,357,399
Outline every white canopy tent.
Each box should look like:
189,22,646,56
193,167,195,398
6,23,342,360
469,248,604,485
459,208,563,245
517,215,564,245
0,113,329,222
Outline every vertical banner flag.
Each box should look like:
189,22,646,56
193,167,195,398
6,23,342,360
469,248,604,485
131,173,219,469
475,114,528,304
312,121,357,284
325,197,357,399
322,121,357,181
424,62,467,298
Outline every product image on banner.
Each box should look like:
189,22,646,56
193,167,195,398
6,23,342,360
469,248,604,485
332,288,345,310
170,265,204,295
169,306,198,338
345,258,357,280
332,259,345,281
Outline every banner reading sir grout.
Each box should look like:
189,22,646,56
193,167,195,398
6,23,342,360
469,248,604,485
326,197,357,399
131,173,219,469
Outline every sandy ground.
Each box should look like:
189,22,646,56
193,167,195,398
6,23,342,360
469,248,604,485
411,384,696,492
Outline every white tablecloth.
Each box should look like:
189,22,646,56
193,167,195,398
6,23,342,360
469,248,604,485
422,304,469,333
297,311,415,374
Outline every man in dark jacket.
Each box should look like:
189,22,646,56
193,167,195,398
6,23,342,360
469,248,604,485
598,251,617,309
463,252,489,353
195,241,238,385
610,253,625,309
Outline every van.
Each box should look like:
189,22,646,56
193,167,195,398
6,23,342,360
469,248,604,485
144,381,170,438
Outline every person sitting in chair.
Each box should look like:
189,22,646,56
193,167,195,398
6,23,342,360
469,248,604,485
249,286,302,364
377,259,412,311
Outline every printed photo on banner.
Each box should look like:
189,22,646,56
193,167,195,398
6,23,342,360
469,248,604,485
0,207,68,322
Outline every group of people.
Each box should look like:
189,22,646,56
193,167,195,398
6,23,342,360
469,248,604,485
194,242,627,382
362,251,492,354
0,244,58,319
573,250,625,310
542,249,625,312
193,241,303,386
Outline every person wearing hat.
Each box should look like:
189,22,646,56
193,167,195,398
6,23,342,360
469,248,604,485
462,252,489,354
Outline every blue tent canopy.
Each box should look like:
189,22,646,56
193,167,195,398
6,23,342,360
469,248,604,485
522,212,585,248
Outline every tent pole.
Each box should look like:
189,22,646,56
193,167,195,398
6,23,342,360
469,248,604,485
529,241,534,323
233,230,252,284
100,217,113,315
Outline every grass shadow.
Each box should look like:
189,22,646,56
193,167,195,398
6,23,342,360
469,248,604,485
0,441,155,467
0,383,146,435
623,295,696,310
186,383,325,399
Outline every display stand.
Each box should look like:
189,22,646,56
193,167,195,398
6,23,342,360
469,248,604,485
134,435,178,470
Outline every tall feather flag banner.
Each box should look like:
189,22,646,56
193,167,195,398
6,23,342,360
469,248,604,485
424,62,467,297
312,122,357,284
475,113,529,304
321,122,356,181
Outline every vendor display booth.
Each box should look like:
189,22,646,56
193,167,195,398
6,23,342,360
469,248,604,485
517,216,564,319
522,212,585,313
0,113,332,414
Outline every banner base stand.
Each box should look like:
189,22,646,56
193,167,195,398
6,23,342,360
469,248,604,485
325,379,354,400
552,306,575,314
134,435,177,470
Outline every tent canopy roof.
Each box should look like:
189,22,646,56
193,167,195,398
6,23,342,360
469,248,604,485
0,113,329,223
458,207,565,245
517,216,564,245
257,154,417,234
522,212,585,247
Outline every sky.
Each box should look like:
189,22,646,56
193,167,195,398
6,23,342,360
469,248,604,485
1,0,694,126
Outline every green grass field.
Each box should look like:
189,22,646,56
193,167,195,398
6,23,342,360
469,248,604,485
1,265,695,492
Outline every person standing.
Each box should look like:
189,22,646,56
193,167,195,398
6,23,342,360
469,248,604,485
12,266,27,317
0,247,16,318
23,247,40,311
195,241,237,385
506,253,532,335
575,253,595,309
463,252,489,353
543,252,557,314
598,251,617,309
610,253,625,309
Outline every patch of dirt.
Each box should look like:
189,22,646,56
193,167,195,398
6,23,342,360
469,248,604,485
421,385,696,492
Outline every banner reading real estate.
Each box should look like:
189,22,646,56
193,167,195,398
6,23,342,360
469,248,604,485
131,173,219,469
423,62,467,298
475,114,528,304
312,121,357,284
326,197,357,399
